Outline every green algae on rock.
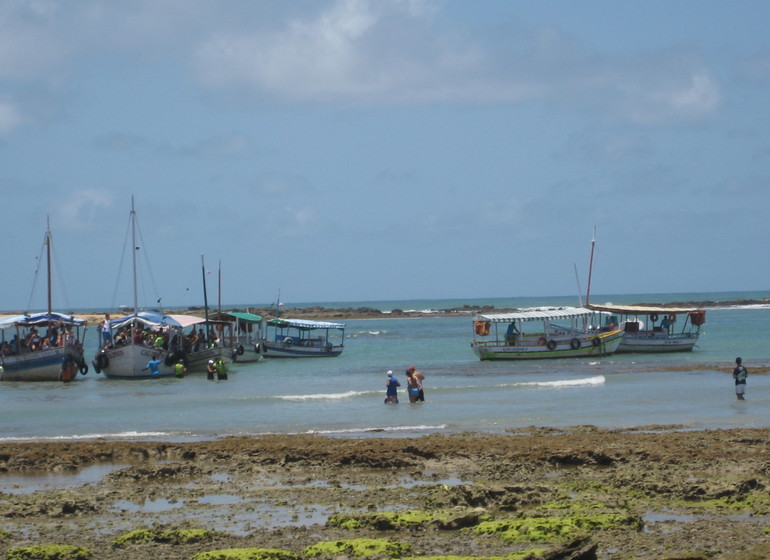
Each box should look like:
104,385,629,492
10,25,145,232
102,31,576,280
328,508,493,531
113,527,228,547
5,544,92,560
191,548,300,560
474,512,643,544
303,538,412,558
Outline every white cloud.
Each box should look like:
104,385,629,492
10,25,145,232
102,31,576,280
0,0,724,126
0,100,21,134
58,189,113,229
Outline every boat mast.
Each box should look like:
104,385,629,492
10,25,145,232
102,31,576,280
45,215,52,316
130,196,139,316
201,254,210,341
585,227,596,307
217,259,222,315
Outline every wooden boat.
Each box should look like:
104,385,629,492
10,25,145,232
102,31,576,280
92,199,221,379
260,318,345,358
581,230,706,353
93,311,222,378
0,221,88,382
0,312,88,381
586,304,705,353
210,311,264,363
471,306,624,361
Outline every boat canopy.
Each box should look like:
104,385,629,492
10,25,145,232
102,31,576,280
476,306,594,323
110,310,185,329
167,314,206,328
266,318,345,330
0,312,85,329
211,311,263,324
0,315,29,330
587,304,700,315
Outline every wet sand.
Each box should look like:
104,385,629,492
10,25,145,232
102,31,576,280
1,427,769,559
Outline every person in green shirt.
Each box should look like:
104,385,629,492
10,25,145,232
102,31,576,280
173,360,186,378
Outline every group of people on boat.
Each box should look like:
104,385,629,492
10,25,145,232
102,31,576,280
384,365,425,404
100,314,218,354
1,323,81,356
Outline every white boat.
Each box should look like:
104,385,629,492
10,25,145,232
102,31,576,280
92,198,221,379
260,318,345,358
471,306,624,361
93,311,222,379
210,311,264,363
0,312,88,382
0,221,88,382
586,304,705,353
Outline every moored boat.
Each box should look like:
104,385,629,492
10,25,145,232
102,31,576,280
586,304,705,353
92,198,222,379
93,311,222,379
210,311,264,363
1,312,88,382
471,306,623,360
0,220,88,382
260,318,345,358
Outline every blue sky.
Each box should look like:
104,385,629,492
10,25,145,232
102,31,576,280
1,0,769,311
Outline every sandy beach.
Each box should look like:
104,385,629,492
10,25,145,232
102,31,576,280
1,427,769,559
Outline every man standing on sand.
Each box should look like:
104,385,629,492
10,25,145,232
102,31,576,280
733,357,748,400
407,366,425,402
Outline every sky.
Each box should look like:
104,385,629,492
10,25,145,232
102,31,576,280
1,0,769,311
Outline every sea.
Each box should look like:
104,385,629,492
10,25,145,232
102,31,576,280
1,290,768,443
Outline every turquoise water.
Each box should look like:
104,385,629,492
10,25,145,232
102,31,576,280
1,291,768,442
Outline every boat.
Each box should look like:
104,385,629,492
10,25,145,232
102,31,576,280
470,306,624,360
209,311,264,363
0,220,88,382
580,229,706,353
260,318,345,358
93,311,222,378
0,312,88,381
585,303,705,353
92,198,222,379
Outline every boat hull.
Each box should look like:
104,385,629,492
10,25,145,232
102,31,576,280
227,338,262,363
471,330,624,361
616,333,699,353
97,343,222,379
1,347,85,382
261,340,342,358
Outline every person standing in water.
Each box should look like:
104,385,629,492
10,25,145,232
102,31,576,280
407,366,425,402
384,370,400,404
406,368,421,403
733,357,748,400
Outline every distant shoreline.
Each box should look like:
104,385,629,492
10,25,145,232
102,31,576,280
2,297,768,324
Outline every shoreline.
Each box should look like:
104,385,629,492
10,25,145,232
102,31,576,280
3,297,769,325
1,426,769,559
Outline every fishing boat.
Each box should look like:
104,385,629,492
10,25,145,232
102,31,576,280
0,312,88,381
93,311,222,378
0,221,88,382
260,318,345,358
471,306,624,360
92,199,222,379
585,304,705,353
210,311,264,363
580,229,706,353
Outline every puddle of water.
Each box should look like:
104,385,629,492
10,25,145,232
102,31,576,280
0,463,131,495
197,494,243,506
111,498,186,513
